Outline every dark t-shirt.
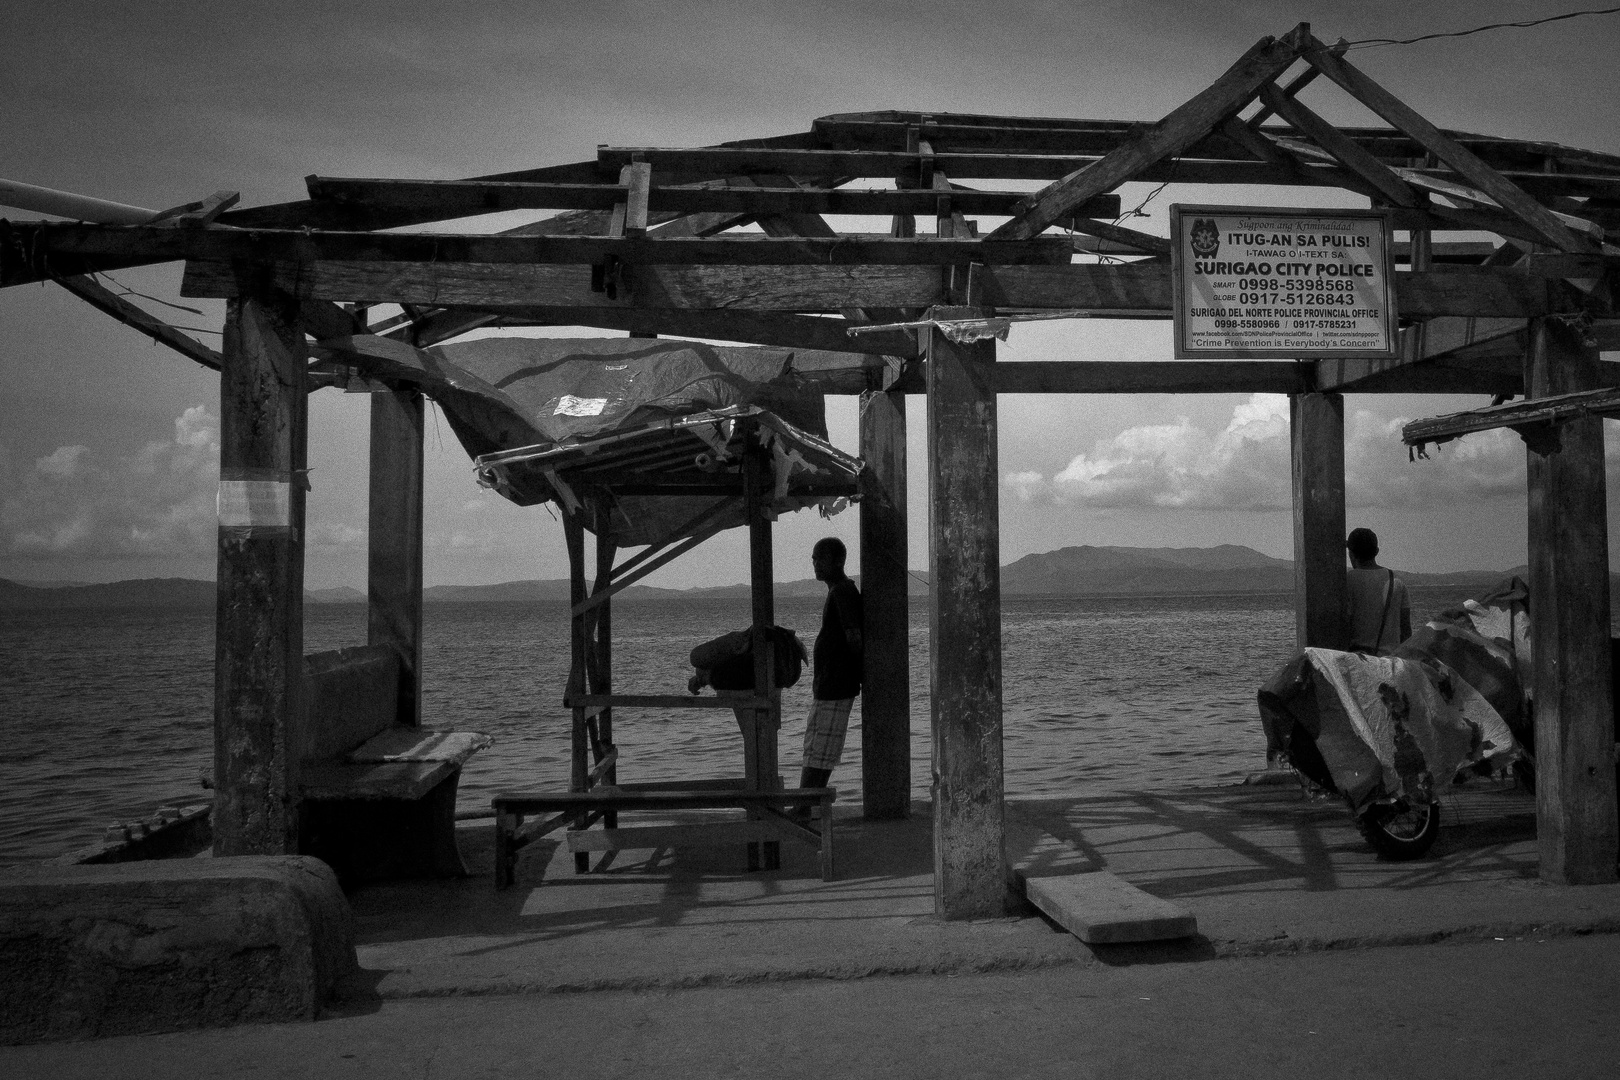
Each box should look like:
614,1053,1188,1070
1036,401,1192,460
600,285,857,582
813,577,863,700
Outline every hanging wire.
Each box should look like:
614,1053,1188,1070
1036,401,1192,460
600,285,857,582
1345,6,1620,50
92,272,206,317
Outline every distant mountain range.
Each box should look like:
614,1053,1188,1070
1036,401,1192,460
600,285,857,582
0,544,1547,610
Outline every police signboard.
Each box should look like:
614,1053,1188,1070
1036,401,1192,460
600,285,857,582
1169,205,1397,359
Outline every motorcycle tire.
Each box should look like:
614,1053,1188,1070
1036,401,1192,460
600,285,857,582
1354,799,1440,860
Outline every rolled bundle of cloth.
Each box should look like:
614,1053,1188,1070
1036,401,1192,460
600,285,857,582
1258,577,1531,813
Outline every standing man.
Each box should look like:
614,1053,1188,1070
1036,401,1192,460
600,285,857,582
800,537,863,792
1346,527,1411,655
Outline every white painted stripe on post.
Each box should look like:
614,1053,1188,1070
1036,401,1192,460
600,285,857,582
217,480,291,527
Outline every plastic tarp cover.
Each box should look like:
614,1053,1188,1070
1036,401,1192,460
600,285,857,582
314,334,856,545
1257,577,1530,811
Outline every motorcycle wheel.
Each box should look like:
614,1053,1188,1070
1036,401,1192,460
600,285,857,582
1354,799,1440,860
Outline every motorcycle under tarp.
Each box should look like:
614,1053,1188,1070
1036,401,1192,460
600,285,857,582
1257,577,1531,816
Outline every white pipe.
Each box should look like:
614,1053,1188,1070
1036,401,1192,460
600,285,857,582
0,177,158,224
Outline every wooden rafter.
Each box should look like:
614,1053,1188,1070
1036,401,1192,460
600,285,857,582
53,273,223,370
1299,34,1601,254
1257,83,1420,208
987,26,1308,240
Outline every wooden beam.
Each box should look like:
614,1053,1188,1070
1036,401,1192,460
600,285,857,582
1316,317,1526,393
926,307,1006,918
367,388,424,729
1257,83,1420,208
28,223,1079,268
1523,317,1618,884
427,305,920,358
809,111,1620,178
1218,117,1374,198
53,273,223,370
214,288,307,857
859,362,911,820
742,426,781,871
1403,385,1620,448
306,175,1121,220
988,28,1306,239
185,257,1567,319
1300,35,1600,253
1290,393,1346,651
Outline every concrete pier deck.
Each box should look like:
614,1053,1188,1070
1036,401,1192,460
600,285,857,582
6,778,1620,1077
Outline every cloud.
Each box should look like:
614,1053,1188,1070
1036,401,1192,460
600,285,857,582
0,406,220,560
1007,394,1547,512
1009,394,1293,510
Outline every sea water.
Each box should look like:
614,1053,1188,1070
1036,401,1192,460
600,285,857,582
0,587,1482,862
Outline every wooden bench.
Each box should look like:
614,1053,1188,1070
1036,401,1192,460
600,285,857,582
296,645,490,883
493,782,836,889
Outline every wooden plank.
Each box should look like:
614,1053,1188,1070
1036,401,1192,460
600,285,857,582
1290,393,1346,650
183,259,942,310
1524,318,1619,884
417,305,921,358
368,388,424,728
564,821,794,851
1257,83,1418,207
182,258,1559,319
621,162,651,237
214,289,307,856
988,28,1306,240
299,758,455,801
494,788,834,813
1021,871,1197,943
596,145,1354,187
810,111,1620,180
1404,386,1620,446
307,175,1119,220
1301,36,1599,253
30,222,1078,267
859,365,911,820
53,274,223,370
926,309,1006,918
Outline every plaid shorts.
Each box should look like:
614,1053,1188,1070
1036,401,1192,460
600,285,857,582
801,697,855,771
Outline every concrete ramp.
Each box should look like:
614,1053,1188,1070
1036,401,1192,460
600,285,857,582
1020,870,1197,944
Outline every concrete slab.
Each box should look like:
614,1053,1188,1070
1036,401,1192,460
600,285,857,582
0,856,357,1044
323,777,1620,1002
1020,870,1196,943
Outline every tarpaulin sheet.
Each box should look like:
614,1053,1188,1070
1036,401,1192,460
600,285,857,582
1258,577,1530,810
313,335,862,545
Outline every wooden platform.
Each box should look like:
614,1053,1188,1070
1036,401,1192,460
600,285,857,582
1019,870,1197,944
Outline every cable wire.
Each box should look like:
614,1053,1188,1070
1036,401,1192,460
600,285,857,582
1345,6,1620,50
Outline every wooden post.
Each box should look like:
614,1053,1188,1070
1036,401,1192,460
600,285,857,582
564,512,591,872
1290,393,1347,650
590,506,617,827
213,290,307,856
925,310,1006,918
859,368,911,819
1525,316,1618,885
743,428,781,871
367,387,424,727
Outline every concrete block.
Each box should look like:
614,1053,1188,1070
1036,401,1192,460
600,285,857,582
1020,870,1197,944
0,855,358,1044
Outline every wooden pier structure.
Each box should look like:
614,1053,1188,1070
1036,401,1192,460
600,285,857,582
4,23,1618,908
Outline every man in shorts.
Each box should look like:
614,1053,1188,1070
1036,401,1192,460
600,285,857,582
799,537,863,793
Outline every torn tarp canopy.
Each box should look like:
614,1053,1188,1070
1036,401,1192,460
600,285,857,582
310,334,869,546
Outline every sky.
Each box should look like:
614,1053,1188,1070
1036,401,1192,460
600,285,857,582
2,1,1618,589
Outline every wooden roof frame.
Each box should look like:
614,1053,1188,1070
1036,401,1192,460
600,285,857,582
4,21,1618,399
